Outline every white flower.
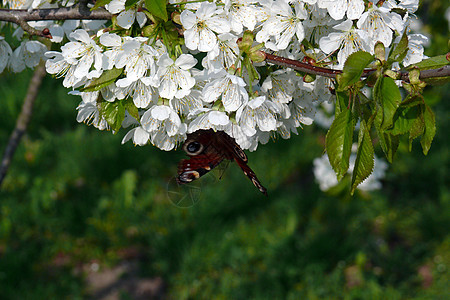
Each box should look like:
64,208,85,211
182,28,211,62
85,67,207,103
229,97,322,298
187,109,231,132
45,51,83,88
319,19,370,68
76,100,109,130
169,89,204,116
157,53,197,100
318,0,365,20
61,29,103,79
256,0,307,50
0,37,12,73
141,105,182,137
236,96,277,136
105,0,126,14
357,5,404,48
116,76,159,108
9,40,47,73
202,33,240,71
100,32,123,70
224,0,260,34
117,8,147,29
115,37,157,81
180,2,231,52
261,69,298,104
202,70,248,112
402,34,428,67
289,96,316,127
122,126,150,146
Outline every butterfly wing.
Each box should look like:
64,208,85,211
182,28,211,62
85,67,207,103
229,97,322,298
216,131,268,196
177,129,228,184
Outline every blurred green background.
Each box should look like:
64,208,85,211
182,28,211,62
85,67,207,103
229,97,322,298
0,3,449,299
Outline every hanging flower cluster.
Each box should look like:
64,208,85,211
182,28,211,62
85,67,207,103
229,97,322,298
0,0,426,154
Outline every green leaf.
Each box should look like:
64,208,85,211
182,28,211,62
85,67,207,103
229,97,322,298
81,68,123,92
335,91,348,116
351,120,374,195
410,54,450,70
408,108,425,151
91,0,113,10
326,108,355,181
420,104,436,155
378,77,402,130
145,0,168,21
388,30,408,63
337,51,374,91
124,98,140,121
389,104,420,135
100,101,126,132
375,109,399,163
125,0,139,9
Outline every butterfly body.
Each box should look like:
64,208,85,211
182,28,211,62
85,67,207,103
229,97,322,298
177,129,267,195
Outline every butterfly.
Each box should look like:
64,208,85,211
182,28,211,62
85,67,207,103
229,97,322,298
177,129,268,196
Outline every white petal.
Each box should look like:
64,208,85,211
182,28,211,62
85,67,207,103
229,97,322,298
117,10,135,29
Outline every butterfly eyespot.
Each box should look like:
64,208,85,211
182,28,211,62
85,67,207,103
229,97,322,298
184,141,204,155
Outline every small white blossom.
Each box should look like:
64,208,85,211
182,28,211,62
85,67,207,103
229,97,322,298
76,100,109,130
224,0,260,34
319,19,370,68
116,76,159,108
122,126,150,146
402,34,428,67
157,53,197,100
141,105,182,137
0,37,12,73
9,40,47,73
61,29,103,79
180,2,231,52
115,37,157,81
117,8,147,29
357,5,404,48
236,96,277,136
202,33,240,71
187,109,231,132
318,0,365,20
256,0,307,50
202,70,248,112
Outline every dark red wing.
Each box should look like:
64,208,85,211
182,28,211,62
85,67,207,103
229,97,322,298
177,129,267,195
177,152,225,184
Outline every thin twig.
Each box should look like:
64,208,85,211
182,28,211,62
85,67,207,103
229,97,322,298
0,62,47,188
263,52,450,82
0,6,112,37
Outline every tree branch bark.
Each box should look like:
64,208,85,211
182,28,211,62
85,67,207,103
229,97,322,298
0,62,47,188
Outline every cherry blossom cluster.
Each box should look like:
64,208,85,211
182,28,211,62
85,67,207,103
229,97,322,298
1,0,426,156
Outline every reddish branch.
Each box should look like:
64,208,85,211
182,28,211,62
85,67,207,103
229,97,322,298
0,63,46,187
263,52,450,82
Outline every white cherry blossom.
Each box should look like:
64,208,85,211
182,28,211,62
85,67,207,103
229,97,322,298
115,37,157,81
180,2,231,52
117,8,147,29
0,37,12,73
61,29,103,79
157,53,197,100
256,0,307,50
224,0,260,34
187,109,231,133
236,96,277,136
202,33,240,72
116,76,159,108
202,70,248,112
357,5,404,48
318,0,365,20
122,126,150,146
319,19,370,68
9,40,47,73
141,105,182,137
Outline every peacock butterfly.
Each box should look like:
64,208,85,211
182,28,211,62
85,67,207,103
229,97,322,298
177,129,267,196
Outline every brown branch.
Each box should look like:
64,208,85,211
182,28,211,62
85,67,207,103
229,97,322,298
0,62,47,188
263,52,450,82
0,6,112,37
